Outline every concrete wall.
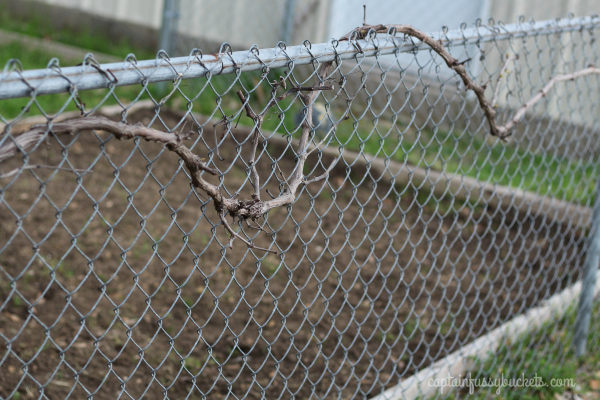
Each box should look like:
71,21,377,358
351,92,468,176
489,0,600,23
2,0,333,53
173,0,333,52
6,0,600,51
38,0,164,28
0,0,160,53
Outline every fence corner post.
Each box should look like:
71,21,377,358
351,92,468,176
282,0,297,45
159,0,180,56
573,174,600,359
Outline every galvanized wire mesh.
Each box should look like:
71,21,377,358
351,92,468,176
1,16,600,400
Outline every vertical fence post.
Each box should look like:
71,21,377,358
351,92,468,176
160,0,180,56
574,175,600,358
158,0,180,95
282,0,296,45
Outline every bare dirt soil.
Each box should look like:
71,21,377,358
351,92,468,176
0,108,585,399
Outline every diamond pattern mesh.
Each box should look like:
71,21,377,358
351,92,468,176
1,17,600,400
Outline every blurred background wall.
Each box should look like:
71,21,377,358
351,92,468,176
2,0,600,55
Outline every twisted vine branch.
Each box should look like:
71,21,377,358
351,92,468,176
0,60,335,254
2,23,599,253
341,24,600,139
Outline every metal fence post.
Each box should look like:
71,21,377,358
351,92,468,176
159,0,180,56
574,175,600,358
282,0,296,44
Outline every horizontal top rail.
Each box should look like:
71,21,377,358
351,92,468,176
0,16,599,100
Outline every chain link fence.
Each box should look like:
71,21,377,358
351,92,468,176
1,15,600,400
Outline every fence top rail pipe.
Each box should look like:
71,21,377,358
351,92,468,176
0,16,598,101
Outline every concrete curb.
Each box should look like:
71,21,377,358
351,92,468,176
299,139,592,227
369,269,600,400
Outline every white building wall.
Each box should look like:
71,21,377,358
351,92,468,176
176,0,332,50
489,0,600,23
29,0,600,48
30,0,330,50
177,0,286,49
327,0,485,39
34,0,164,29
326,0,486,81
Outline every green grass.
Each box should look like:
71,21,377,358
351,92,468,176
377,330,398,343
260,253,282,278
329,116,598,204
12,295,22,308
0,40,75,69
402,318,422,340
0,4,153,60
0,40,164,123
463,303,600,399
182,354,207,375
